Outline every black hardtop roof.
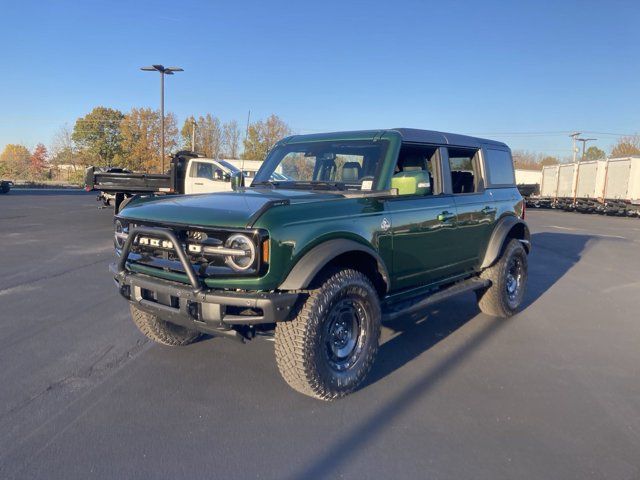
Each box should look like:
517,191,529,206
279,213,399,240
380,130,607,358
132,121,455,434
392,128,508,149
282,128,508,149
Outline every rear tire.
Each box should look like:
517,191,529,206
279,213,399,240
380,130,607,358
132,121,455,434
274,269,381,400
476,239,528,318
130,304,200,346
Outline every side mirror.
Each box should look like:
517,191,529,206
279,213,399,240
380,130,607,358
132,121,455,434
230,171,245,191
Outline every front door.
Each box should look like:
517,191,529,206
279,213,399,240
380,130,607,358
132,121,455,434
385,144,468,291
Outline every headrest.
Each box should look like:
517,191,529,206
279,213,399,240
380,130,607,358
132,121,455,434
391,170,432,196
342,161,362,181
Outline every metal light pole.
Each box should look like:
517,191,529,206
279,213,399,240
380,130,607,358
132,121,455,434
577,137,597,161
141,65,183,172
570,132,581,163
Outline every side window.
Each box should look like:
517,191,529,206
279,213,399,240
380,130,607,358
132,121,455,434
191,162,213,180
447,148,482,194
391,145,438,196
485,149,515,185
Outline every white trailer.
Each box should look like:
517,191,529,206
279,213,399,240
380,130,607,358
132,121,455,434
515,169,542,186
540,165,559,198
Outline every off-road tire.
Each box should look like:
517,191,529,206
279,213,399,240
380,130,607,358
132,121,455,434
130,304,200,346
476,238,528,318
274,269,381,400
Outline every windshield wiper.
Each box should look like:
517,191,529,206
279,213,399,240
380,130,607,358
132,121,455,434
252,180,282,188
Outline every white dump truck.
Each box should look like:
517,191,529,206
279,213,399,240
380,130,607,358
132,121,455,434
85,151,264,212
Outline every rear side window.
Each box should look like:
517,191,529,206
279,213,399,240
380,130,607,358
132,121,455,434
486,149,515,185
447,147,481,194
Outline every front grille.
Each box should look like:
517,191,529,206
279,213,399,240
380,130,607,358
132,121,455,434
118,221,265,278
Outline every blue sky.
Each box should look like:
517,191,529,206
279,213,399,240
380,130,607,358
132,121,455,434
1,0,638,157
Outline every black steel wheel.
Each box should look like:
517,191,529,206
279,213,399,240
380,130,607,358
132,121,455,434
477,239,528,318
275,269,381,400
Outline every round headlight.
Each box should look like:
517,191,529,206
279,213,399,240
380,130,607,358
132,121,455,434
114,220,127,249
224,234,255,271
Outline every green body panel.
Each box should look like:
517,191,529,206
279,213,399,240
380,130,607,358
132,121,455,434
117,130,525,299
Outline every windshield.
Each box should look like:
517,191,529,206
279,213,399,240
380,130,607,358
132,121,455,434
217,159,240,173
252,139,389,190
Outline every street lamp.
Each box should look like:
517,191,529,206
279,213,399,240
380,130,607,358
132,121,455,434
577,137,597,161
141,64,183,172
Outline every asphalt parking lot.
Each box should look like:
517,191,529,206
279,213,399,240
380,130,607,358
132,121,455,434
1,191,639,480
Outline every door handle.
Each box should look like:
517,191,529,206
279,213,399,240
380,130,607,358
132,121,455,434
481,206,497,214
437,211,456,222
194,182,204,186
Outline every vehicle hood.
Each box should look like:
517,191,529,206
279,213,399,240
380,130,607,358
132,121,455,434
118,188,344,228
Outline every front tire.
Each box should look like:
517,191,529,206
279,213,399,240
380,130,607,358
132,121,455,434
274,269,381,400
130,304,201,346
476,239,528,318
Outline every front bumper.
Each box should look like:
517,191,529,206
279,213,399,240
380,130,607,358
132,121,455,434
112,264,299,332
111,225,299,334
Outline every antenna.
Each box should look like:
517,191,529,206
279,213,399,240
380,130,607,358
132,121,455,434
241,109,251,173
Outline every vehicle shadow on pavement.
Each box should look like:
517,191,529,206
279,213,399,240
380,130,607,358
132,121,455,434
287,232,594,480
368,231,593,388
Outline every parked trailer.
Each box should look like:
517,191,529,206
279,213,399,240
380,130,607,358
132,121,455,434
535,157,640,216
515,169,542,199
574,160,607,212
555,164,578,210
530,165,560,208
602,157,640,216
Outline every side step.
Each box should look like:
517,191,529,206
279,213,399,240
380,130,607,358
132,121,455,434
382,277,491,322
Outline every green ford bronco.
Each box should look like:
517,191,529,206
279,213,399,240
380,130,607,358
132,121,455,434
111,128,530,400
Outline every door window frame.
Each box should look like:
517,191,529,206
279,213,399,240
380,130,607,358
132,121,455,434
385,142,446,200
441,146,487,196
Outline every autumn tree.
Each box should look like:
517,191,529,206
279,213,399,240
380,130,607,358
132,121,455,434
197,114,223,158
72,107,124,167
50,124,79,168
512,150,539,170
30,143,48,179
120,108,178,172
584,146,606,161
222,120,241,158
180,115,196,150
540,156,560,166
242,114,292,160
611,135,640,157
0,144,31,179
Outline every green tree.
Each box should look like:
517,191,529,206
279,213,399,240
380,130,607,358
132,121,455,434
0,144,31,179
242,114,292,160
584,146,605,161
120,108,178,172
540,156,560,166
72,107,124,167
611,135,640,157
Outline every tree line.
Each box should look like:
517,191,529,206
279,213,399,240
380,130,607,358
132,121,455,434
0,107,293,181
513,138,640,170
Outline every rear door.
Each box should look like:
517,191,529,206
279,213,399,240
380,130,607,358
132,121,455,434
442,146,496,269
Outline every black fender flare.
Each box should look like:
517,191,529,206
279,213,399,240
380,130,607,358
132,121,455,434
279,239,390,292
480,216,531,269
